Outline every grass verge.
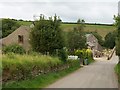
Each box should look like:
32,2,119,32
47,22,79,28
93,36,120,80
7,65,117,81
2,61,80,89
115,63,120,83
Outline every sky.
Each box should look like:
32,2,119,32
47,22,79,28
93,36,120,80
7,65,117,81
0,0,120,24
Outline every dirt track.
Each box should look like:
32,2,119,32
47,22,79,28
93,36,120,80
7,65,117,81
47,53,119,88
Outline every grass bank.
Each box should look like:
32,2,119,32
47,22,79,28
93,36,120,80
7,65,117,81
2,53,80,89
115,63,120,83
3,60,80,89
2,53,64,83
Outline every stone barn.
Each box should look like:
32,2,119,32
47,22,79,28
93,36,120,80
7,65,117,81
86,34,103,57
0,25,31,52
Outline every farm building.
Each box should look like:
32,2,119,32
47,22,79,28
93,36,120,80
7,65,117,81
86,34,103,57
0,25,31,52
0,25,103,57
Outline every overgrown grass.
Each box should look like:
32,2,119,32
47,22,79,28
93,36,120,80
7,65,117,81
2,53,63,83
2,59,80,89
115,63,120,83
2,53,80,89
88,58,95,64
2,53,63,72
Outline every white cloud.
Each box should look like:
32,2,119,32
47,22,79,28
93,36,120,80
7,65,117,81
0,1,118,24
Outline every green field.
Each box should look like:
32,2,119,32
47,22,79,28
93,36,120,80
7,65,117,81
15,20,116,39
61,24,116,38
18,20,32,26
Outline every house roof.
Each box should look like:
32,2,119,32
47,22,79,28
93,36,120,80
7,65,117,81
0,25,31,46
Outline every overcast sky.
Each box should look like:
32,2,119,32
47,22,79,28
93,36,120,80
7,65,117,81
0,0,120,24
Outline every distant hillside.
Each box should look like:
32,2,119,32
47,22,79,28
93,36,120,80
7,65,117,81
2,18,115,39
61,23,116,38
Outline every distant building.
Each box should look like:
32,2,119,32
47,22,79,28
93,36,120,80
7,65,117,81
86,34,103,57
0,25,31,52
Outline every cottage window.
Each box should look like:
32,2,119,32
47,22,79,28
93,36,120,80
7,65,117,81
18,35,23,43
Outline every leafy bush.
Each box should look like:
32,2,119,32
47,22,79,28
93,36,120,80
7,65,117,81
104,31,116,49
75,49,85,58
75,49,94,64
114,15,120,63
58,48,68,62
3,44,25,54
116,39,120,56
2,19,20,38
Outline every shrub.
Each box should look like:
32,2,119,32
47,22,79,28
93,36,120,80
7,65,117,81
86,49,93,58
3,44,25,54
58,48,68,62
75,50,84,58
75,49,94,64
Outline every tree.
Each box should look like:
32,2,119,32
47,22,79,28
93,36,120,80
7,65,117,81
30,14,67,62
89,31,104,46
114,15,120,63
2,19,20,38
93,32,104,46
104,31,117,49
67,19,87,54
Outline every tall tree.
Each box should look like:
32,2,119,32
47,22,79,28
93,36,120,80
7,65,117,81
104,31,117,49
67,19,87,54
2,19,20,38
30,14,67,61
86,31,104,46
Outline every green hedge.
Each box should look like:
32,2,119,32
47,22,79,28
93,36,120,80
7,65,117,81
3,44,25,54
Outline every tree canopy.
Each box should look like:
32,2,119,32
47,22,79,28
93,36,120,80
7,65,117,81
30,15,67,62
2,19,20,38
104,31,117,49
67,19,87,54
114,15,120,59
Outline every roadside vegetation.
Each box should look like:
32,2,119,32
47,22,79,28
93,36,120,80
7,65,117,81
115,64,120,83
2,53,80,88
114,15,120,84
2,14,114,89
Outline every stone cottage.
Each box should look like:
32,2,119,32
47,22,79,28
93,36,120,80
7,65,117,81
86,34,103,57
0,25,31,52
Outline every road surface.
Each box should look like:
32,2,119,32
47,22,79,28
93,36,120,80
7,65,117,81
47,53,119,88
